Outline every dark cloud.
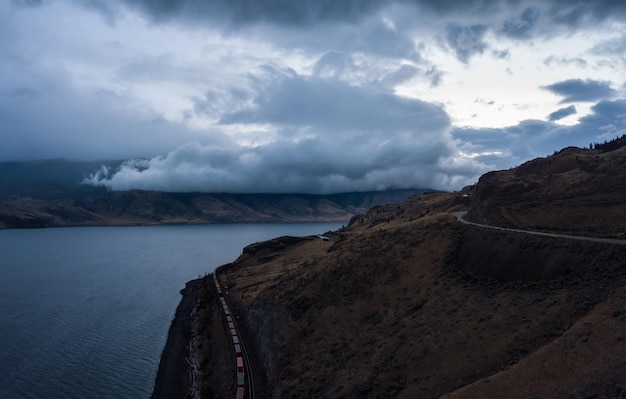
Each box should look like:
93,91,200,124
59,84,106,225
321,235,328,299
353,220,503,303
547,0,626,28
219,66,450,133
110,0,626,27
121,0,388,27
501,6,540,39
445,23,488,64
19,0,626,33
6,0,626,194
548,105,577,121
271,12,421,60
0,66,215,161
86,67,488,193
579,99,626,136
542,79,617,103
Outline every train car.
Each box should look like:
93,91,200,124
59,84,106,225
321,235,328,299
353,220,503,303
236,356,245,386
234,343,241,354
226,315,233,322
236,387,244,399
232,335,239,345
224,309,231,316
230,328,237,336
228,322,235,329
237,371,245,387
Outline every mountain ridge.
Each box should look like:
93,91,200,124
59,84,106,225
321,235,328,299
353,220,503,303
0,159,435,228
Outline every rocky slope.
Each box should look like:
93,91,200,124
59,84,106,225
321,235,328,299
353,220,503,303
205,143,626,398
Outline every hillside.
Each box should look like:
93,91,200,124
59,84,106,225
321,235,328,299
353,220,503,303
187,143,626,398
466,145,626,238
0,189,429,228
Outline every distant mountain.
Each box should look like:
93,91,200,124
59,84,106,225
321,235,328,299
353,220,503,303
0,159,433,228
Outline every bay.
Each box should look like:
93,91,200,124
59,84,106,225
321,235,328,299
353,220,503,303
0,222,344,399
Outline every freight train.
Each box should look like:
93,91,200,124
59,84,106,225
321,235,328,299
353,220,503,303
213,272,247,399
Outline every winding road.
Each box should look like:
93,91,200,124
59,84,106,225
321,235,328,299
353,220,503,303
453,211,626,245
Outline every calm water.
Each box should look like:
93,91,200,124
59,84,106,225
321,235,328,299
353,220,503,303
0,222,343,399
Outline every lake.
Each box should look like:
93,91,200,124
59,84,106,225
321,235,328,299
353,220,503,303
0,222,344,399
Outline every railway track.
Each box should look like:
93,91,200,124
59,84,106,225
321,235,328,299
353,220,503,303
234,312,256,399
213,273,256,399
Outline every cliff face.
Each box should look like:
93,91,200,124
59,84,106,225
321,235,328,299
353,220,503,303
211,144,626,398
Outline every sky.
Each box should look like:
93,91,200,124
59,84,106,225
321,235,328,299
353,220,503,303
1,0,625,193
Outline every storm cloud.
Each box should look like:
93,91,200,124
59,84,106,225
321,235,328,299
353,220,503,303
3,0,626,193
542,79,617,103
548,105,577,121
87,67,484,193
54,0,626,30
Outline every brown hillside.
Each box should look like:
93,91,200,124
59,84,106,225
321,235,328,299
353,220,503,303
216,203,626,398
205,144,626,398
466,145,626,238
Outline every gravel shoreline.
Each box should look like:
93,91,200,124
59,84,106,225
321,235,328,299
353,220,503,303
151,279,201,399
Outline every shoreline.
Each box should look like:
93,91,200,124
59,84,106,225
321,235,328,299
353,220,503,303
151,279,202,399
